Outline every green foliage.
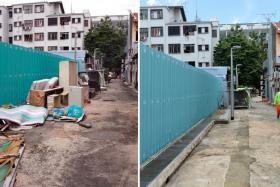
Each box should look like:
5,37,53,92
84,16,127,70
214,25,267,89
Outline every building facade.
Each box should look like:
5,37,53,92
91,15,129,28
263,22,280,102
140,6,219,67
0,1,91,51
124,12,138,89
219,22,270,40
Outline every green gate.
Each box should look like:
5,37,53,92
140,45,223,164
0,43,70,105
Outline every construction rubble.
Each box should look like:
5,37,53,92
0,60,107,186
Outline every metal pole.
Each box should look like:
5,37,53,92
231,48,234,120
236,66,238,89
74,32,77,62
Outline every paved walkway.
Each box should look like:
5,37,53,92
166,98,280,187
15,79,138,187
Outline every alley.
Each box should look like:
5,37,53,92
166,98,280,187
15,79,138,187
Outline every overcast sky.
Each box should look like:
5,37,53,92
0,0,139,16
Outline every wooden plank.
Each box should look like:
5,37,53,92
3,144,25,187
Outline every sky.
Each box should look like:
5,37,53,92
0,0,139,16
140,0,280,24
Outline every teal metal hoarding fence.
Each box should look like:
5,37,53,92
140,45,223,164
0,43,70,105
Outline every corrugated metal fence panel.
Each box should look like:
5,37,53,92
140,45,223,164
0,43,69,105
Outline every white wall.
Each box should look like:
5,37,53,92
0,2,90,52
140,6,219,67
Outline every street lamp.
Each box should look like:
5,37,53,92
235,64,242,89
230,45,241,120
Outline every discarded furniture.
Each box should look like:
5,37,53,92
60,91,69,106
26,77,59,104
47,94,61,111
234,88,252,109
69,86,84,107
59,61,78,91
29,87,64,107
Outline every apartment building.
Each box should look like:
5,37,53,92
92,15,129,28
0,1,91,51
219,22,270,40
140,6,219,67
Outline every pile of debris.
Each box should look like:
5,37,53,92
0,60,98,185
0,134,24,187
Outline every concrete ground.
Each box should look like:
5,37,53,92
14,79,138,187
166,97,280,187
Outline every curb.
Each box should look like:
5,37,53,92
145,120,215,187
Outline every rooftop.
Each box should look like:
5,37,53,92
6,1,65,14
140,5,186,22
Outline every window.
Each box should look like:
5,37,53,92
9,37,12,44
35,5,44,13
151,27,163,37
187,61,195,67
9,11,12,18
24,34,33,42
14,8,22,14
14,21,22,27
60,46,69,51
168,26,180,36
198,27,209,34
184,44,195,53
84,20,89,27
150,9,163,19
72,47,81,50
60,17,70,25
151,44,164,52
34,46,44,51
34,33,44,41
23,20,33,31
35,19,44,27
212,30,217,38
168,44,180,54
14,35,22,41
198,44,209,51
72,18,81,24
140,9,148,20
72,32,81,38
0,23,2,28
183,25,196,36
198,62,209,67
140,28,148,41
48,46,57,51
60,32,69,40
9,24,12,32
0,10,2,15
48,32,57,40
23,5,32,14
48,18,57,26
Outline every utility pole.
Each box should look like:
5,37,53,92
235,64,242,89
74,32,77,62
231,46,241,120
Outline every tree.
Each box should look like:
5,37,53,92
84,17,127,70
214,25,267,89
